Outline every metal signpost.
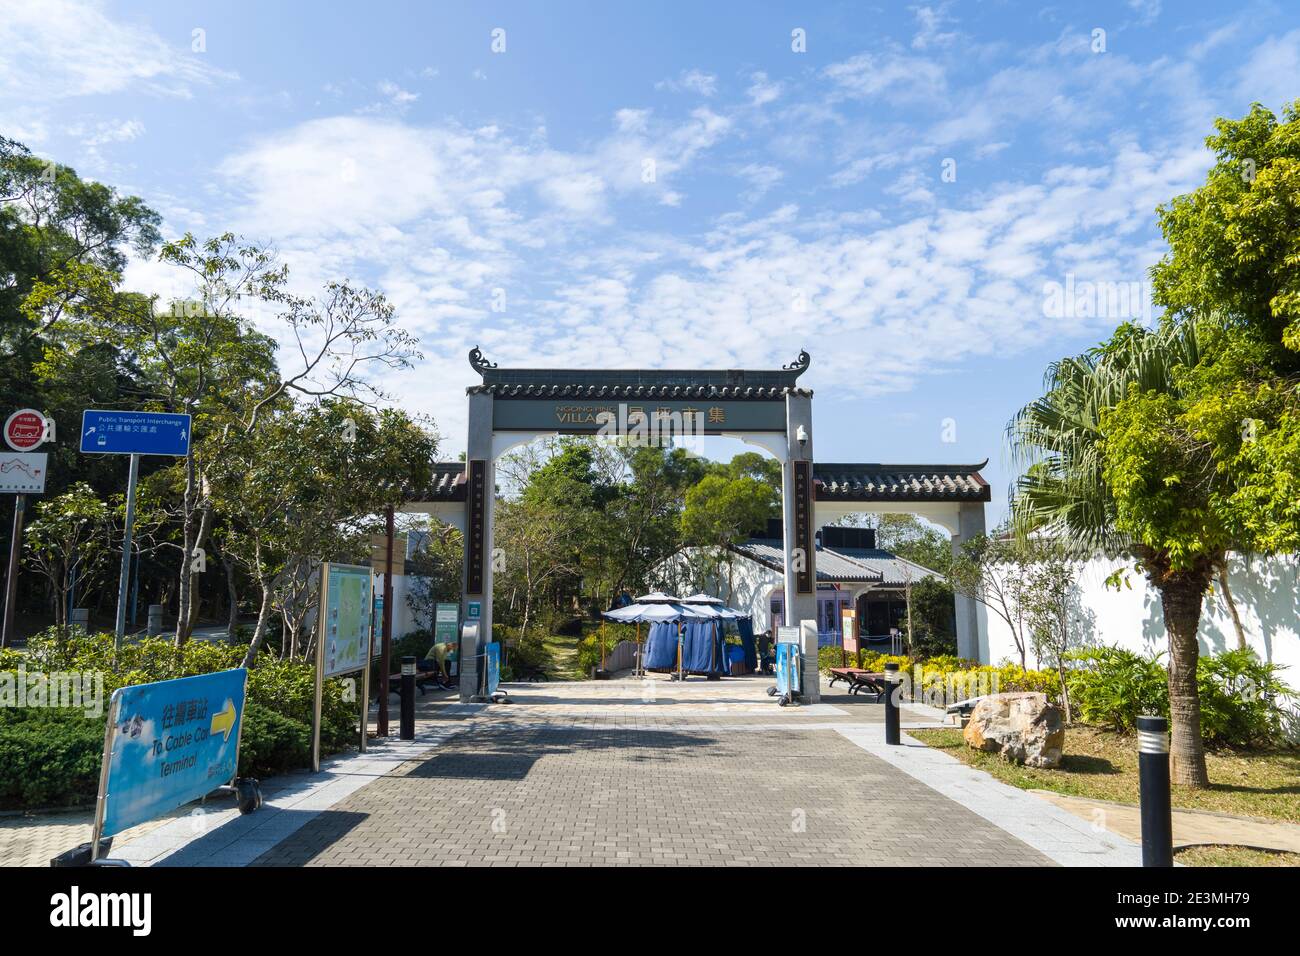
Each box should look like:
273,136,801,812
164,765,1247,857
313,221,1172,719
80,410,192,647
1,409,50,647
312,562,375,771
85,667,253,864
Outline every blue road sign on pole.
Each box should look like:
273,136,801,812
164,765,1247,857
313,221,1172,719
80,409,192,457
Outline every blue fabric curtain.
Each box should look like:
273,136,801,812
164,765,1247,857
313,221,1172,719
680,620,710,672
680,620,732,674
737,616,757,671
643,621,679,669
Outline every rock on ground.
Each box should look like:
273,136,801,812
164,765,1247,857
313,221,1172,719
963,692,1065,768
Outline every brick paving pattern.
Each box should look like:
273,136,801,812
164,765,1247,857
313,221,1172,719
252,713,1051,867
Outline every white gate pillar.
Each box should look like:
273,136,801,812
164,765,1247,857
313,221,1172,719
782,391,819,702
460,391,495,701
951,501,987,662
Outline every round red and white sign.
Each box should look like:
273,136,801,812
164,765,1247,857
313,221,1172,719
4,408,46,451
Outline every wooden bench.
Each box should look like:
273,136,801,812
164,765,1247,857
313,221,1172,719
946,696,984,727
827,668,888,700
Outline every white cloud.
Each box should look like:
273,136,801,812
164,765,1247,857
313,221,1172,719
911,5,958,50
1235,29,1300,112
0,0,233,101
656,69,718,97
377,80,419,107
736,163,783,200
746,72,782,107
80,118,146,147
823,50,947,102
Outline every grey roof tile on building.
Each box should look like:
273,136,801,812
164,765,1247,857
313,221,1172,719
830,548,944,586
730,539,942,587
417,462,467,502
730,540,880,583
418,459,992,505
813,461,991,502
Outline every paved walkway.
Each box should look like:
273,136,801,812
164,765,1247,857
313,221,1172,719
1032,790,1300,853
2,674,1143,867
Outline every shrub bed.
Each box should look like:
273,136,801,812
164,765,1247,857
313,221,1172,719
1067,646,1293,747
819,639,1295,749
0,628,362,810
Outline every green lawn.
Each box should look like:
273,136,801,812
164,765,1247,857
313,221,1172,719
910,725,1300,823
1175,845,1299,867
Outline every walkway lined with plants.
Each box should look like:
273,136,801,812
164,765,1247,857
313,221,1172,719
9,674,1135,868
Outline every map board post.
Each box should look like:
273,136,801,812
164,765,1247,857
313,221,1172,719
840,607,858,666
91,668,248,861
0,449,46,648
312,563,374,770
2,409,49,649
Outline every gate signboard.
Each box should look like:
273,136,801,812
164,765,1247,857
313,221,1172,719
96,668,248,843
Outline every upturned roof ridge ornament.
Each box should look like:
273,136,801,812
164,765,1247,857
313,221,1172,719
468,345,498,374
783,349,812,375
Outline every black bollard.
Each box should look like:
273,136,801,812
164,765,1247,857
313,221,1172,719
884,662,901,746
1137,714,1173,866
400,655,416,741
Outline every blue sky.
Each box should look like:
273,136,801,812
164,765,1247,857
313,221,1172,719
4,0,1298,520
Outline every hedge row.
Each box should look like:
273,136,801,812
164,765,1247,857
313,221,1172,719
0,628,360,811
817,643,1295,748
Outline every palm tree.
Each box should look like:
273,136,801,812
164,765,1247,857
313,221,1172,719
1007,320,1215,787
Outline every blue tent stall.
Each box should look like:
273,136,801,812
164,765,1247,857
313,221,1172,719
603,592,747,680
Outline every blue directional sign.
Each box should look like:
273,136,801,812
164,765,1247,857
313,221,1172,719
100,668,247,838
80,409,191,456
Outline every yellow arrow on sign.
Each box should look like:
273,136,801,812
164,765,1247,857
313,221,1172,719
210,699,237,742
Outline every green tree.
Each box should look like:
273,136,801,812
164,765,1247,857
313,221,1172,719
22,484,113,633
1149,101,1300,556
948,533,1036,668
208,399,437,664
405,522,464,632
680,473,777,597
1009,320,1222,785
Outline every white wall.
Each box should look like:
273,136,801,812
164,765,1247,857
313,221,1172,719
983,552,1300,690
655,548,783,632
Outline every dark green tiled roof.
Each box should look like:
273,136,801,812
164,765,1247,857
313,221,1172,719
467,346,811,396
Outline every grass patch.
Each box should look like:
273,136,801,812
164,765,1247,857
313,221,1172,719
1174,845,1300,867
540,633,582,680
909,725,1300,823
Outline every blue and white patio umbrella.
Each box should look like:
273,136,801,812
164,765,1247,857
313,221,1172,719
677,592,744,619
601,592,711,623
601,592,712,679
